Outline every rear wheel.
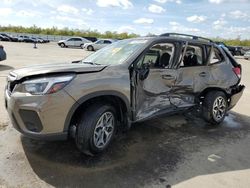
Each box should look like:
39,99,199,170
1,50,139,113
75,103,117,155
87,45,94,51
202,91,228,125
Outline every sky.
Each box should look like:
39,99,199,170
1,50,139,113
0,0,250,39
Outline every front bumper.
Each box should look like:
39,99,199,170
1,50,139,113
5,89,76,140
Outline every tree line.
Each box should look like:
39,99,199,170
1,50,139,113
0,25,249,46
0,25,138,39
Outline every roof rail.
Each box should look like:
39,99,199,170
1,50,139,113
160,33,213,43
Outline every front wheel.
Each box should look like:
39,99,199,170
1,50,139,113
75,103,117,155
60,43,65,48
202,91,228,125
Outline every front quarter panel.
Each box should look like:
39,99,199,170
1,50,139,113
64,65,131,107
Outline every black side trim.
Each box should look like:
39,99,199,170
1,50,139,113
63,91,130,132
19,109,43,132
11,113,67,141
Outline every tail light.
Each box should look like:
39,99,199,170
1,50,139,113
233,66,241,78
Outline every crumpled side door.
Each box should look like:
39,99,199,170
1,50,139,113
133,68,177,121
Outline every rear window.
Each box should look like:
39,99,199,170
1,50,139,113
221,46,239,67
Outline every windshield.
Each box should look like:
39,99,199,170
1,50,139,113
81,39,148,65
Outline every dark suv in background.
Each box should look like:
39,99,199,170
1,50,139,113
215,41,245,56
0,45,6,61
5,33,245,155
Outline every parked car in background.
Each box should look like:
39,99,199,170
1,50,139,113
18,35,30,42
0,34,11,41
82,36,97,42
83,39,114,51
17,35,34,43
57,37,91,49
0,33,18,42
4,33,244,155
37,37,50,43
24,37,36,43
231,46,245,56
244,51,250,60
215,42,244,56
0,45,6,61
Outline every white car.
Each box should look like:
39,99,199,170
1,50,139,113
58,37,91,49
83,39,114,51
244,51,250,60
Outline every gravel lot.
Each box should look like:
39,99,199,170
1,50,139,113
0,41,250,188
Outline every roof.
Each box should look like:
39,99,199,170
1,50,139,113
159,33,214,44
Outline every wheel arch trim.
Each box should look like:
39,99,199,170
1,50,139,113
63,90,130,132
199,87,231,98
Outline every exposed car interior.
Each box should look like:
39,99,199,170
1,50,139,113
180,45,203,67
137,43,174,69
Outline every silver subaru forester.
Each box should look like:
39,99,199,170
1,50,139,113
5,33,245,155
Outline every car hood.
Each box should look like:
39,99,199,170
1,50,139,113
10,62,107,80
58,39,66,43
84,42,94,46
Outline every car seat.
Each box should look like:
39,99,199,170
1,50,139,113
184,54,198,67
159,53,170,68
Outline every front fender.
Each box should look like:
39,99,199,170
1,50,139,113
63,90,130,132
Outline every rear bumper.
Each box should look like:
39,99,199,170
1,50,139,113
228,85,245,110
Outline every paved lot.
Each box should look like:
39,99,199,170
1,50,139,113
0,41,250,188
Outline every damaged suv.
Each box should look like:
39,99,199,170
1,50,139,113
5,33,245,155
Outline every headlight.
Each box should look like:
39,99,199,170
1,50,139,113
15,74,75,95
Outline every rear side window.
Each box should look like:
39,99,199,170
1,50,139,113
104,40,112,44
210,47,224,64
180,45,204,67
96,40,104,44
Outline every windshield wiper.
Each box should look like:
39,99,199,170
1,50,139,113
82,61,102,65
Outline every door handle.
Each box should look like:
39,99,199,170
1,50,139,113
199,72,207,77
162,75,175,80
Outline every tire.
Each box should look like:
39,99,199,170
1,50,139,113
202,91,228,125
87,45,94,51
80,44,84,49
60,43,65,48
75,103,117,155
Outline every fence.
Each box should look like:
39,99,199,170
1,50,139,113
3,32,72,42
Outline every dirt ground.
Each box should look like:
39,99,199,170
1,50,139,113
0,41,250,188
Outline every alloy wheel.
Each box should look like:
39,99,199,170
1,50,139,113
212,96,226,121
93,112,114,149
